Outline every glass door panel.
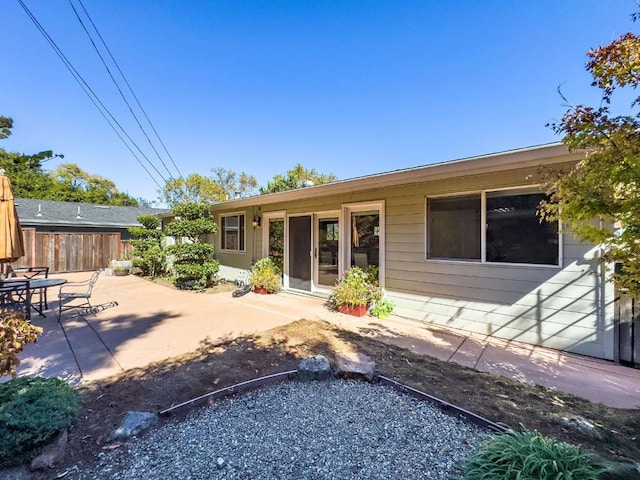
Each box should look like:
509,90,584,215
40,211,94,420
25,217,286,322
288,216,312,291
317,217,339,287
268,218,284,274
350,211,380,277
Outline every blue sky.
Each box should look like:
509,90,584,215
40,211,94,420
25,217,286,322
1,1,636,204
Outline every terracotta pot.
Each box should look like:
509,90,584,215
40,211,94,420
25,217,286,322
114,270,129,277
253,287,271,294
337,304,367,317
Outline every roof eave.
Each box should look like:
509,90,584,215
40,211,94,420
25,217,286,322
209,143,581,209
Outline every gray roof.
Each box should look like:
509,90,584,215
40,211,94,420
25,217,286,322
14,198,168,229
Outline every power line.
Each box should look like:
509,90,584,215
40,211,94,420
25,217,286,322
68,0,184,183
17,0,169,192
75,0,186,183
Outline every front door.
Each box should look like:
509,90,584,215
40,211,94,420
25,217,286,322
288,215,312,291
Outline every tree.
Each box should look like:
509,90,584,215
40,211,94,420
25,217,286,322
0,116,62,198
128,214,166,278
1,116,140,205
259,163,338,194
211,167,258,199
160,169,258,207
164,202,219,289
49,163,139,206
542,29,640,294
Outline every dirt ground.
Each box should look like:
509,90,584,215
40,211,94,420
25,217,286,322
13,316,632,478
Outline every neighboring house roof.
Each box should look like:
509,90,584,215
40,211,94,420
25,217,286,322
168,142,582,215
14,198,168,229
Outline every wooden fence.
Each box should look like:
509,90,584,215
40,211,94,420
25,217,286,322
12,228,131,273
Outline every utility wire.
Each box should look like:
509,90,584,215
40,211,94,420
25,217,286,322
17,0,168,192
69,0,183,183
76,0,186,183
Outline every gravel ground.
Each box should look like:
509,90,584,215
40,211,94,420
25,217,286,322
78,380,492,480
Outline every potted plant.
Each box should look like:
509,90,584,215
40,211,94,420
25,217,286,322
110,260,131,276
330,267,395,318
249,257,281,294
329,267,371,316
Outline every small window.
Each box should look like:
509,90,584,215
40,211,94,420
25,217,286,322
486,192,558,265
220,214,245,251
428,195,481,260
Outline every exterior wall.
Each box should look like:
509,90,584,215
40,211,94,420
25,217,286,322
382,166,615,360
209,161,615,360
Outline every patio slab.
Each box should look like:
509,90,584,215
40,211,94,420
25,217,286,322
3,272,640,409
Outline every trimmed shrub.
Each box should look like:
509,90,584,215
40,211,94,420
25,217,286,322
463,427,606,480
0,377,79,468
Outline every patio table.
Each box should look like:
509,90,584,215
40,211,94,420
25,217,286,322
29,278,67,317
0,277,67,319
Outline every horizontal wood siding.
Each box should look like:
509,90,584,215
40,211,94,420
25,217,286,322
12,228,130,273
382,177,614,360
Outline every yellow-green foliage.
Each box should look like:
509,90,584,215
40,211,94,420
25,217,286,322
0,310,43,378
249,257,282,293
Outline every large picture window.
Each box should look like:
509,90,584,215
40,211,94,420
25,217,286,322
427,190,559,265
220,213,245,251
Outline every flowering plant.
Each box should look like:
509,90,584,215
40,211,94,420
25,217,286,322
329,266,394,318
330,267,370,307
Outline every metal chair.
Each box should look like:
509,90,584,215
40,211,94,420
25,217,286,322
10,267,50,312
0,278,32,319
57,269,102,320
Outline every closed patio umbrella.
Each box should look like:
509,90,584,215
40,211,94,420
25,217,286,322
0,170,25,275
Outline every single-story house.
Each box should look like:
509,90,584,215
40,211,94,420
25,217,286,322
13,198,167,272
199,143,618,361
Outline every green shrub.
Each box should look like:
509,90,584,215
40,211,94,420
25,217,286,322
0,377,80,468
164,202,218,290
463,427,606,480
129,214,166,278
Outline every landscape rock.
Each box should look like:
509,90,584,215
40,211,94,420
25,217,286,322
297,355,331,382
598,458,640,480
556,414,602,440
334,352,376,381
29,429,68,471
105,411,158,443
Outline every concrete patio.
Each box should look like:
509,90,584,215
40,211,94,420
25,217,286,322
4,271,640,409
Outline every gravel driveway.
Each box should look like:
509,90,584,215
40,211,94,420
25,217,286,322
78,380,491,479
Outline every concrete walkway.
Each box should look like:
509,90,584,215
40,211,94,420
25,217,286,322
3,272,640,409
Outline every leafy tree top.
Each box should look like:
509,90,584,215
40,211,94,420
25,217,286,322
160,168,258,207
542,25,640,294
260,163,338,194
1,116,140,206
164,202,217,241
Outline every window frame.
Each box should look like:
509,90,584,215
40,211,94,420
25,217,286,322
425,187,562,268
218,212,246,253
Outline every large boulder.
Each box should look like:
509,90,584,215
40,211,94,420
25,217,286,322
105,411,158,443
297,355,332,382
334,352,376,381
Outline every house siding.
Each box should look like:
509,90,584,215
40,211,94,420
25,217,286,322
208,157,615,360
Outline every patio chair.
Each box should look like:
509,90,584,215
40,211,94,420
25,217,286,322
10,266,50,312
57,269,102,320
0,278,31,319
